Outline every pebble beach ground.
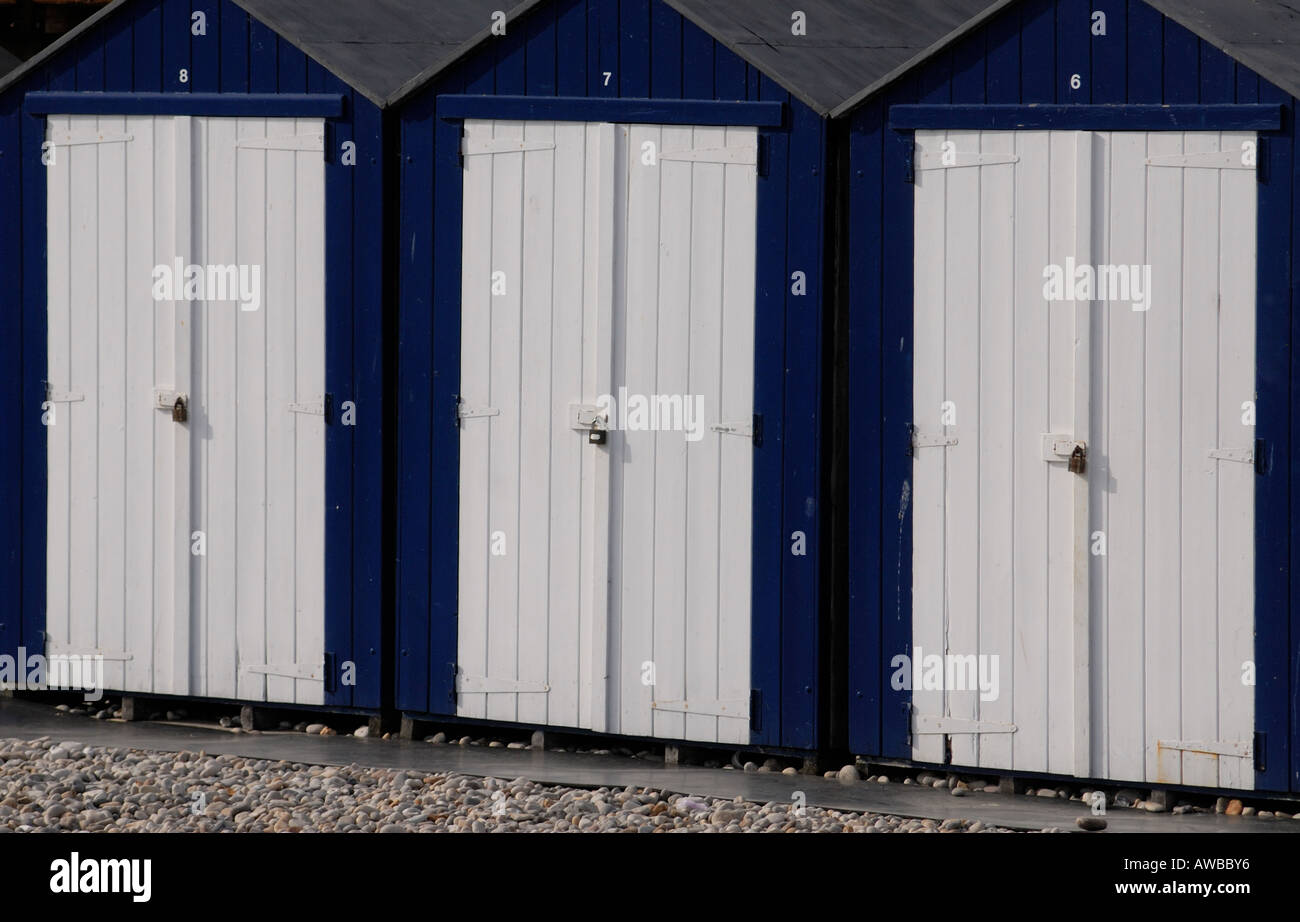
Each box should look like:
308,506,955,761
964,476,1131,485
0,736,1021,833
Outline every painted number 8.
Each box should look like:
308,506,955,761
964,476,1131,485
179,68,189,84
1070,73,1081,90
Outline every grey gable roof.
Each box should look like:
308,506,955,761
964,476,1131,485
233,0,546,107
1141,0,1300,103
665,0,1015,117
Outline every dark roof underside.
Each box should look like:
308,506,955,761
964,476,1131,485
1142,0,1300,102
664,0,1012,116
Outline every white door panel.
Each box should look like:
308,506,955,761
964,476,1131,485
912,128,1255,788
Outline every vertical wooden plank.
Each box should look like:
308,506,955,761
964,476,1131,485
262,118,296,703
151,116,177,694
556,0,587,96
910,129,946,765
171,114,193,696
581,121,615,732
516,121,557,727
619,0,649,98
121,116,155,691
1091,0,1127,104
1143,129,1185,783
1162,20,1199,104
190,2,219,93
293,118,326,706
485,120,523,723
45,115,72,673
652,123,692,742
96,115,128,693
681,19,713,99
66,121,99,678
162,0,192,92
276,38,306,93
1217,131,1257,790
1019,0,1055,104
1057,0,1091,103
133,0,163,92
649,0,681,100
220,1,249,93
190,116,210,696
943,129,981,768
1011,129,1050,771
1104,129,1148,783
684,125,725,743
716,125,757,745
976,131,1016,770
248,19,277,93
546,120,588,729
1070,130,1093,778
1087,132,1110,778
104,13,134,92
456,119,494,721
234,117,267,701
984,9,1020,105
1174,132,1223,787
617,123,660,738
1045,129,1077,776
0,102,22,664
1125,0,1162,104
526,6,557,96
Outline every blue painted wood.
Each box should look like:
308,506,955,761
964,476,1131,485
649,0,681,99
276,36,306,94
0,102,22,662
103,11,134,93
887,103,1282,130
350,94,386,711
1019,0,1055,104
1257,80,1292,793
20,94,47,665
620,0,650,98
1163,17,1199,105
951,32,985,105
681,17,713,99
1057,0,1090,103
395,105,435,715
1125,0,1161,104
749,83,788,745
1091,0,1126,104
134,1,163,92
162,0,191,92
846,99,884,757
1199,38,1233,104
1288,89,1300,794
556,0,586,96
24,91,345,116
984,8,1020,104
249,18,277,92
878,77,917,761
220,0,249,93
526,5,557,96
76,25,105,91
435,94,783,125
597,0,619,96
190,2,220,93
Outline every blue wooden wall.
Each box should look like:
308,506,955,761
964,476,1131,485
394,0,828,750
847,0,1299,792
0,0,387,710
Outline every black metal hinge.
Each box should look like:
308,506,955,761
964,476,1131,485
1255,731,1267,773
749,689,762,732
449,662,458,705
1257,137,1268,184
752,413,763,447
1255,438,1267,475
324,392,334,425
757,135,770,178
903,137,915,184
323,652,337,694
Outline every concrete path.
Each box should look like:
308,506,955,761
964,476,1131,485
0,698,1290,833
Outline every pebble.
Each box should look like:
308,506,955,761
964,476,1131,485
1242,806,1257,817
305,724,326,735
1141,801,1166,813
1036,788,1058,798
428,733,447,744
0,735,1019,834
1225,799,1243,816
353,727,370,739
781,767,797,776
837,765,858,783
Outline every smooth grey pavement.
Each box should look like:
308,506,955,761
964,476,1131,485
0,698,1292,833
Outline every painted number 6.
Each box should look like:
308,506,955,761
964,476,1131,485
1070,73,1081,90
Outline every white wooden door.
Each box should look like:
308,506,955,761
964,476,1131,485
456,119,757,742
46,114,325,704
911,129,1255,788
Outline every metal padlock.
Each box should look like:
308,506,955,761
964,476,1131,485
588,419,606,445
172,395,188,423
1068,443,1086,474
